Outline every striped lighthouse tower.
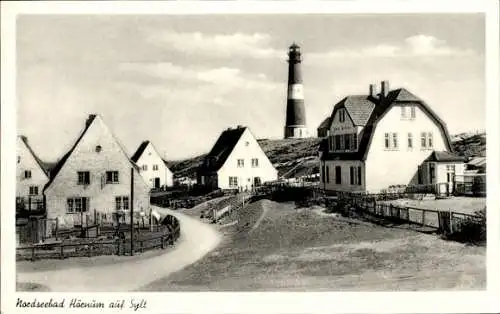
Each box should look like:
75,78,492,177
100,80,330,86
284,43,308,139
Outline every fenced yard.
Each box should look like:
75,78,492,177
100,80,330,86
334,193,485,244
16,215,181,261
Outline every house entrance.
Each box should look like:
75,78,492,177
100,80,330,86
253,177,261,187
154,177,161,189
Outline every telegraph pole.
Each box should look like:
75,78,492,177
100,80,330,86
130,167,134,256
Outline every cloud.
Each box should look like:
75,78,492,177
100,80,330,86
118,62,279,93
146,31,283,59
308,34,476,64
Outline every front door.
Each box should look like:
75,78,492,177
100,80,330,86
253,177,261,187
154,177,161,188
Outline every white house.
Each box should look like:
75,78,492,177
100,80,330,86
44,114,151,228
131,140,174,189
16,136,49,211
319,81,465,194
197,126,278,191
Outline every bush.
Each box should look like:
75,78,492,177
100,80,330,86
446,207,486,245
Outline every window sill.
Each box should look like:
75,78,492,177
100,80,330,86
106,182,120,184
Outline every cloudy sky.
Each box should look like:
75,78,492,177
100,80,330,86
17,14,485,161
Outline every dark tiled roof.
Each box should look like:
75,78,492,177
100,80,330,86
19,136,49,177
343,96,377,126
317,116,331,130
424,151,466,162
131,141,150,162
321,87,454,162
198,127,247,174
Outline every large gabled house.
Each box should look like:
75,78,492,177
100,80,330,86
44,114,151,228
319,81,465,194
197,126,278,191
131,140,174,189
16,135,50,211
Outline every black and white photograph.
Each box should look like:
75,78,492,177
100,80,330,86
1,1,499,313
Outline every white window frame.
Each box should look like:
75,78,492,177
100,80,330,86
67,197,89,214
229,176,238,188
77,171,90,185
115,196,130,210
105,171,119,184
152,164,159,171
251,158,259,167
407,133,413,149
29,186,38,195
237,159,244,168
24,170,32,179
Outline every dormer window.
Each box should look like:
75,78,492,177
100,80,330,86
339,109,346,123
95,145,102,153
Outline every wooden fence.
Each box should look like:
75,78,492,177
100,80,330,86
16,224,181,261
336,193,483,235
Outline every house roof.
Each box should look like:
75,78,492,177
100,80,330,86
342,95,378,126
317,116,331,130
19,136,49,177
198,127,247,174
467,157,486,167
424,151,466,163
44,114,142,190
321,87,455,162
131,141,150,162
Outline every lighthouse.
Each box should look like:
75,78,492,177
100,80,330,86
284,43,308,139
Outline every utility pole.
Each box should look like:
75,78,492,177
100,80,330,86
130,167,135,256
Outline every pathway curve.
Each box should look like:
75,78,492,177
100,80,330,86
16,207,221,292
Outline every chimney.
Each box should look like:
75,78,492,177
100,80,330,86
237,125,244,129
380,81,390,98
20,135,28,143
369,84,377,98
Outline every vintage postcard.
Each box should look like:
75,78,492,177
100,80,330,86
1,1,499,313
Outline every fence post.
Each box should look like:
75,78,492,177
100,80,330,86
55,218,59,241
422,210,426,226
161,236,164,249
60,244,64,259
31,246,35,261
449,209,453,234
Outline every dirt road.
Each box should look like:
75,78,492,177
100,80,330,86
16,207,221,292
143,200,485,291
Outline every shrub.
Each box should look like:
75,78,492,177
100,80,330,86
446,207,486,245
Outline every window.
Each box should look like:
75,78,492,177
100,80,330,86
384,133,390,149
421,132,433,149
410,106,416,119
326,166,330,183
67,197,89,213
321,165,326,183
350,167,355,185
17,156,21,164
339,109,346,122
417,165,423,184
77,171,90,185
349,167,362,185
251,158,259,167
24,170,31,179
142,165,148,171
357,166,362,186
392,133,398,149
237,159,244,168
401,106,407,118
29,186,38,195
152,164,159,171
427,132,433,148
335,135,341,151
106,171,119,184
344,135,350,151
339,134,345,150
115,196,130,210
421,132,427,148
229,176,238,187
328,136,333,151
335,166,341,184
408,133,413,149
352,133,358,150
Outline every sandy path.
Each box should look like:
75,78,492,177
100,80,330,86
249,206,269,233
16,207,221,292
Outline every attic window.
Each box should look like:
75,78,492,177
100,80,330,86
245,141,249,146
95,145,102,153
